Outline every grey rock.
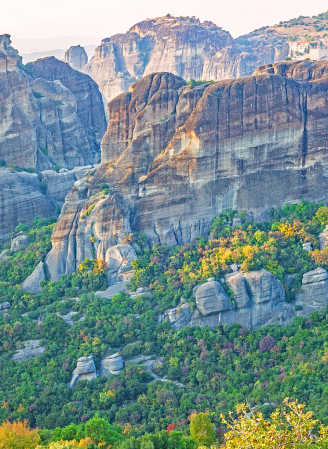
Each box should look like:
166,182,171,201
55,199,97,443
232,217,243,226
11,233,29,251
195,279,233,316
302,242,313,251
12,340,46,362
64,45,88,70
296,268,328,316
0,250,8,260
41,169,77,203
319,225,328,250
0,302,10,310
159,303,192,331
0,171,56,240
99,353,123,377
70,355,97,387
95,281,128,299
106,244,137,275
72,165,93,180
302,267,328,285
21,261,45,294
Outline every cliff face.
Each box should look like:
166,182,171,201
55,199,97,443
80,16,288,105
0,35,106,238
30,56,107,162
64,45,88,70
48,61,328,279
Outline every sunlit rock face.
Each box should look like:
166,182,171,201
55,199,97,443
48,62,328,280
80,15,288,104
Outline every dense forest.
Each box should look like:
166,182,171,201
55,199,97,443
2,201,328,447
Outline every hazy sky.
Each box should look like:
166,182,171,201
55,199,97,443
2,0,328,46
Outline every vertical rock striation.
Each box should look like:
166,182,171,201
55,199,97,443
48,62,328,279
81,16,289,104
64,45,88,70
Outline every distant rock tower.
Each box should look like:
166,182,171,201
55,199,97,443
64,45,88,70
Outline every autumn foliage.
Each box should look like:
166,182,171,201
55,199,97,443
0,419,40,449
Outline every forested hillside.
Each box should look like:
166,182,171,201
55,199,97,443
1,201,328,448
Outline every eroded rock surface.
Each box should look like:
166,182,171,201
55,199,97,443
64,45,88,70
319,225,328,250
195,279,233,316
70,356,97,387
296,268,328,316
12,340,46,362
158,303,192,331
49,63,328,279
21,261,45,294
0,172,56,239
81,15,288,104
11,232,29,251
99,353,123,377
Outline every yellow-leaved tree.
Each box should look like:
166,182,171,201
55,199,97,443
0,419,40,449
220,398,328,448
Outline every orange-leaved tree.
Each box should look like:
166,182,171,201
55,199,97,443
0,419,40,449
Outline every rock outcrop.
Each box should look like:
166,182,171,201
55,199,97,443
99,353,123,377
0,35,105,170
64,45,88,70
12,340,46,362
158,302,192,331
0,171,56,239
49,63,328,278
0,302,10,311
190,270,294,329
0,34,107,237
160,270,295,330
195,278,233,316
11,232,29,251
81,15,288,104
70,355,97,387
30,56,107,162
21,261,46,294
319,225,328,250
295,268,328,316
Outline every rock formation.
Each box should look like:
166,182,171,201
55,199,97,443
70,355,97,387
64,45,88,70
21,261,46,294
30,56,106,161
11,232,29,251
49,63,328,279
319,225,328,250
0,34,107,237
81,15,288,104
295,268,328,316
99,353,123,377
12,340,46,362
160,269,295,330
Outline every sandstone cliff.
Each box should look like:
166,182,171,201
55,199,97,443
80,15,288,104
0,34,107,238
30,56,107,162
48,62,328,280
64,45,88,70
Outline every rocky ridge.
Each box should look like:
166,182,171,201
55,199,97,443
48,61,328,280
80,15,289,104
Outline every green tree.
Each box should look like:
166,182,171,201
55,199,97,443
189,412,215,447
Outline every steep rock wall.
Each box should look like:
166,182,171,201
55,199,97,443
80,16,288,105
48,63,328,279
30,56,107,163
